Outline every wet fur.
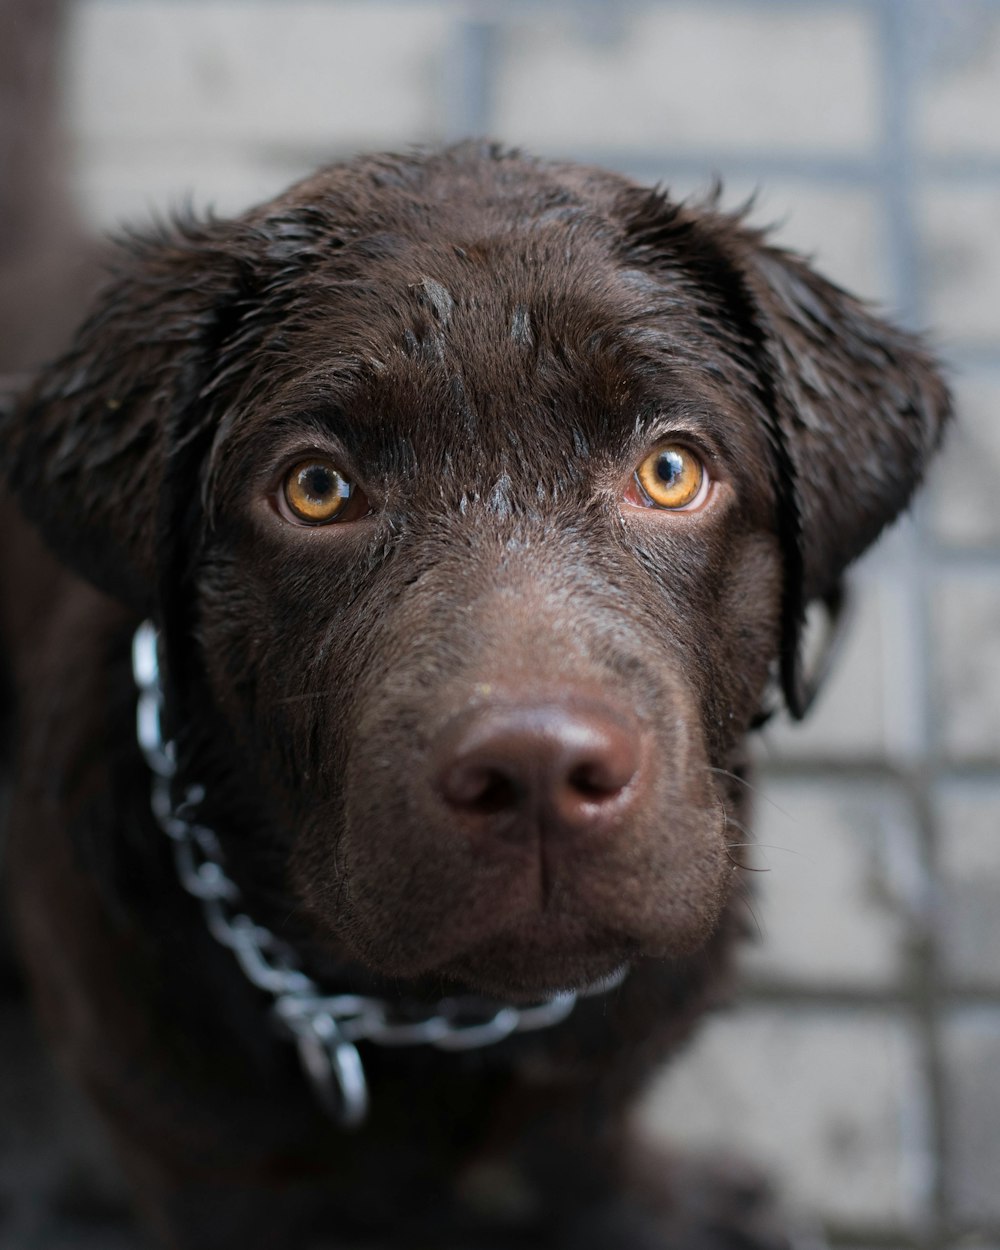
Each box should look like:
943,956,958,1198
0,143,949,1249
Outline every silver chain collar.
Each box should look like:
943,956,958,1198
132,621,625,1128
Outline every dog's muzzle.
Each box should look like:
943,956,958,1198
132,621,627,1127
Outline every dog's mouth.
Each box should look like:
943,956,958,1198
432,922,640,1001
293,668,733,997
298,808,731,1000
403,874,721,999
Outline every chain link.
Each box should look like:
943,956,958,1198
132,621,626,1128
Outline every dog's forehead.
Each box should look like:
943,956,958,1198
227,205,758,479
329,233,694,429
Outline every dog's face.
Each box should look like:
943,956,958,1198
3,145,950,998
195,223,783,995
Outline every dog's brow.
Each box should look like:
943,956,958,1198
628,395,752,461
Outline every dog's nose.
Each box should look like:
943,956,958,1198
434,702,642,835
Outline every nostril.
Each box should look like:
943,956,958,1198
567,758,631,801
443,764,524,815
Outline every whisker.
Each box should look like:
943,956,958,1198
726,840,809,859
722,792,809,866
734,880,765,940
707,765,756,792
723,815,753,840
707,766,794,819
720,799,769,874
726,848,770,874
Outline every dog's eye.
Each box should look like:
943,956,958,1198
281,459,357,525
630,445,708,510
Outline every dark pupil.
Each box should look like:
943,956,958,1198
655,450,683,485
300,465,340,501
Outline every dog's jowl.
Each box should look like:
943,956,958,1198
0,143,950,1249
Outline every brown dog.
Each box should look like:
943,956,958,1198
0,143,949,1249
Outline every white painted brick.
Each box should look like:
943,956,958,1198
69,147,317,232
932,573,1000,762
66,0,451,152
757,556,919,763
930,369,1000,550
918,185,1000,345
942,1011,1000,1222
638,1009,929,1227
916,6,1000,157
738,779,922,990
935,784,1000,987
494,6,879,155
740,178,891,307
651,174,891,305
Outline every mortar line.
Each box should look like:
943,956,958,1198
878,1,952,1244
445,16,497,140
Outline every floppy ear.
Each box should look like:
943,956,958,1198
721,229,950,593
0,217,252,613
719,225,951,716
616,188,952,717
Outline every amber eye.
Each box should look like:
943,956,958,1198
281,459,354,524
633,445,707,510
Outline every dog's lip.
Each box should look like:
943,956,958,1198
426,914,640,999
438,939,636,1002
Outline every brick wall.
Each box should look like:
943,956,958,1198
3,2,999,1247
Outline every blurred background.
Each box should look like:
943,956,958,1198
1,1,999,1247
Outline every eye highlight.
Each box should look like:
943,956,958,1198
629,444,708,511
279,458,359,525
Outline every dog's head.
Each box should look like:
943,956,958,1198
2,144,949,997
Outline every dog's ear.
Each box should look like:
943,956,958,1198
719,225,950,594
615,188,952,717
0,217,253,613
718,224,951,717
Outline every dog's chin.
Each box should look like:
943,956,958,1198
425,900,725,1000
435,939,635,1002
325,875,730,1001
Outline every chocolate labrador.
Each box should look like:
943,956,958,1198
0,142,950,1249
